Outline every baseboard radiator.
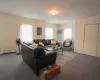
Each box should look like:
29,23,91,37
1,49,17,54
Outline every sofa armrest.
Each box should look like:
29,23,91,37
44,52,57,64
36,52,57,69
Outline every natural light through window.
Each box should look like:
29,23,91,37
64,28,72,40
19,24,33,43
45,28,53,39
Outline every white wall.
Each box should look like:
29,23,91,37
74,15,100,53
0,12,46,54
0,12,77,53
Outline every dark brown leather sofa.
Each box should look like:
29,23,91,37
21,43,57,76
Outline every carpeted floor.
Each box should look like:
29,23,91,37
56,51,77,67
0,53,39,80
0,51,77,80
1,51,100,80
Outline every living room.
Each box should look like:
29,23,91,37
0,0,100,80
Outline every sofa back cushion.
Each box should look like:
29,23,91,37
21,43,35,63
34,39,42,44
46,40,51,45
21,43,45,60
42,39,47,45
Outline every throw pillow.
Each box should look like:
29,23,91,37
51,40,56,45
64,42,70,46
39,42,44,47
33,42,38,46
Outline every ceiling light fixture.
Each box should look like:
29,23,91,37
48,9,60,16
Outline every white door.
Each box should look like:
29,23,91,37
84,24,98,56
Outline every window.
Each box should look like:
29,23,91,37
19,24,33,43
45,28,53,39
64,28,72,40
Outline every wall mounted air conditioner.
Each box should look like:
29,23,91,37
58,29,63,34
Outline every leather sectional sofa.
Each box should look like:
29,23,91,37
33,39,60,46
21,43,57,76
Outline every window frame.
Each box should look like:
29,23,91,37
19,24,33,43
64,28,72,40
45,27,53,39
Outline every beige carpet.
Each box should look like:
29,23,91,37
56,51,78,67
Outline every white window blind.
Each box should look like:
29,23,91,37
19,24,33,43
64,28,72,40
45,28,53,39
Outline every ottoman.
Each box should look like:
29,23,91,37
40,64,60,80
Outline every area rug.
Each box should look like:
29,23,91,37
56,51,78,67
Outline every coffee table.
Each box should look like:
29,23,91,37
45,46,63,55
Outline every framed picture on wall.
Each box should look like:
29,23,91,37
37,27,42,35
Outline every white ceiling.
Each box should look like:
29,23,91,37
0,0,100,23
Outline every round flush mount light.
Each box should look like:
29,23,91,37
48,8,60,16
